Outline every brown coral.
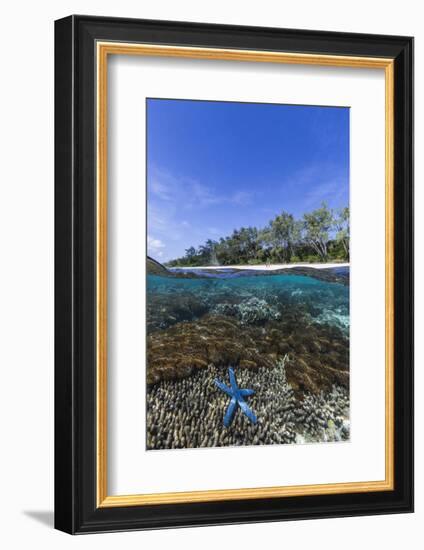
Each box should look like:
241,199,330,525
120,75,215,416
146,315,274,385
147,312,349,394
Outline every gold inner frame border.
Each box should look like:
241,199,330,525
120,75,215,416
96,42,394,508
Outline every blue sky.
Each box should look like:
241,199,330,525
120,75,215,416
147,98,349,262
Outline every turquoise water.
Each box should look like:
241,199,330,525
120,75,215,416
147,267,349,335
146,266,350,449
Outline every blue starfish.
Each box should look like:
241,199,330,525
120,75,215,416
214,367,257,428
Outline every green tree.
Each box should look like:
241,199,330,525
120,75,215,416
239,226,260,262
185,246,196,259
196,239,218,265
302,202,334,261
334,206,350,259
269,212,300,262
164,202,349,267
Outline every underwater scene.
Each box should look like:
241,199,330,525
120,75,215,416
146,262,350,450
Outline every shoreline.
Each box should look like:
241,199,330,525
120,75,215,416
170,262,349,271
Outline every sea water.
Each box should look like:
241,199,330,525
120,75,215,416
147,267,349,335
146,267,350,449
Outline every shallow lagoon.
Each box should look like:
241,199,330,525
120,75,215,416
147,267,349,335
146,267,350,450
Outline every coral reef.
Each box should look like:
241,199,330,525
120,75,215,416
147,291,210,332
146,315,274,385
146,267,350,449
212,296,281,325
146,358,349,450
315,307,349,336
147,312,349,395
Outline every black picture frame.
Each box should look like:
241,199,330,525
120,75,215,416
55,15,414,534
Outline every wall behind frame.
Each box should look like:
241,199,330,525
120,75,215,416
0,1,419,548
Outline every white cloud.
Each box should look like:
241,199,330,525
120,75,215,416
231,191,253,206
189,183,253,208
303,178,347,209
278,163,348,210
149,178,173,200
147,236,165,258
149,164,254,210
147,165,257,260
189,182,222,207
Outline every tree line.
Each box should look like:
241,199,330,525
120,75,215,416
165,202,349,267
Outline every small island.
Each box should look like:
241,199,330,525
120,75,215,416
165,203,349,269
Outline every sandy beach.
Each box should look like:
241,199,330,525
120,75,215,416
173,263,350,271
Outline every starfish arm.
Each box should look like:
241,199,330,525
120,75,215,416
238,398,257,425
223,397,238,428
229,367,238,392
214,379,233,397
240,388,255,397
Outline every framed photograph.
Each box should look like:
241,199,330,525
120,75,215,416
54,15,413,534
